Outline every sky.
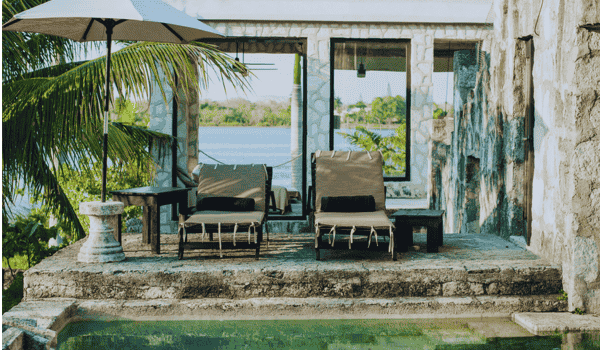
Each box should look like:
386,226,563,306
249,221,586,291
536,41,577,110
202,53,454,106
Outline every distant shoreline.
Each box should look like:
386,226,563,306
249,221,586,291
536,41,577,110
198,124,401,129
198,125,291,128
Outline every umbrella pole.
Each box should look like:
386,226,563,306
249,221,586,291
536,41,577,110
101,22,114,202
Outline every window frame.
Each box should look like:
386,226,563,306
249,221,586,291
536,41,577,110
329,37,411,182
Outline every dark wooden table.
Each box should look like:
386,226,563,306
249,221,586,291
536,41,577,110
110,186,190,254
392,209,445,253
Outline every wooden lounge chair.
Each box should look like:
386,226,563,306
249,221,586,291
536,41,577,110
310,150,397,261
178,164,271,260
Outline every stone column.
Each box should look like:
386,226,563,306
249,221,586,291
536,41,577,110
306,35,331,191
291,83,303,191
406,33,434,199
78,201,125,263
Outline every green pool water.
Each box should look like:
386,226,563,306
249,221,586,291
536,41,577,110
57,318,598,349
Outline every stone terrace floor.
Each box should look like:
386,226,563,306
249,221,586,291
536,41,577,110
19,230,568,321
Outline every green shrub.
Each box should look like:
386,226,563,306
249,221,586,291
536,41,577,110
50,157,153,237
338,124,407,176
2,213,59,272
2,272,24,313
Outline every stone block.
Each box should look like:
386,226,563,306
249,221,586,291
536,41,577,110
513,312,600,335
2,327,24,350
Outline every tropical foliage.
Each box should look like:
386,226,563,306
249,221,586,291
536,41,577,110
2,0,248,239
112,97,151,127
198,99,291,127
340,95,407,126
2,211,60,274
339,124,407,176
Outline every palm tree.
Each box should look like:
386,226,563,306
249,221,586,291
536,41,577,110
2,0,248,239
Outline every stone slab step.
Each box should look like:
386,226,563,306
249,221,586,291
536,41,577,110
513,312,600,335
24,262,563,300
74,295,567,319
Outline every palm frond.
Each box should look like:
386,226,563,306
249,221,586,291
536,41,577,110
3,36,250,238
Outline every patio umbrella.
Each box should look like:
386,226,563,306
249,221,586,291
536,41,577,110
3,0,224,202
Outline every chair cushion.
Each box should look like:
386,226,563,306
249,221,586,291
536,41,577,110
314,210,394,229
196,164,268,212
321,195,376,212
315,151,386,212
185,211,265,225
196,196,255,212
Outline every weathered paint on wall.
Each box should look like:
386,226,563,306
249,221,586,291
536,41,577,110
429,0,600,313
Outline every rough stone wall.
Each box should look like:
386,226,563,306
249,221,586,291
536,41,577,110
507,0,600,314
429,0,600,312
568,26,600,312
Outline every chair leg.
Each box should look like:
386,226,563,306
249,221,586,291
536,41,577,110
392,229,398,261
315,234,321,261
255,226,262,260
178,226,184,260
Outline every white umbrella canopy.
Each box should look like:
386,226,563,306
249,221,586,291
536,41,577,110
2,0,223,43
3,0,224,202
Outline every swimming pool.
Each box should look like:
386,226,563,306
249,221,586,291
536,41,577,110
56,318,599,349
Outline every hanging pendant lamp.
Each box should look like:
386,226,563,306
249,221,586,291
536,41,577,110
357,45,367,78
233,41,242,73
357,62,366,78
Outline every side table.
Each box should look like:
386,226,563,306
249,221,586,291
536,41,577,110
393,209,445,253
110,186,190,254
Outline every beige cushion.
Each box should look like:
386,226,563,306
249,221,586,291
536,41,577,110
196,164,268,212
185,211,265,225
315,151,386,212
314,210,394,229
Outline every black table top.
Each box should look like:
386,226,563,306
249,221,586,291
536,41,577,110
110,186,190,196
392,209,445,217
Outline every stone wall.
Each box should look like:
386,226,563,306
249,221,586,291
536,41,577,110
502,0,600,315
428,0,600,313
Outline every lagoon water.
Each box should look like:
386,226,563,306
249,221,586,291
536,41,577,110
198,127,396,188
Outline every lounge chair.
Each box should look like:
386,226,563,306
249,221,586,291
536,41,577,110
178,164,271,260
310,150,397,261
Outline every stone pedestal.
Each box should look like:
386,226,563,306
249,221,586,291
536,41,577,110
78,201,126,263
